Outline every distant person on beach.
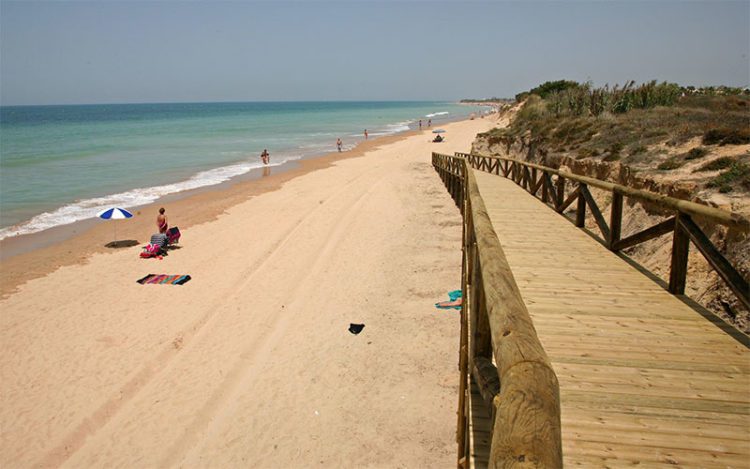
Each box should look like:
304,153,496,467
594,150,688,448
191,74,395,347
157,207,168,234
364,129,368,140
261,149,270,165
428,119,431,127
419,119,422,130
337,138,342,152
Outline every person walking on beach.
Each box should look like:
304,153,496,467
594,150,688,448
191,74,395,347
364,129,368,140
261,149,270,165
419,119,422,130
337,138,342,152
157,207,168,234
428,119,431,127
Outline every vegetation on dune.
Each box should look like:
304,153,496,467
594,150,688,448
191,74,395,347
696,156,736,172
685,147,710,160
706,161,750,193
480,80,750,193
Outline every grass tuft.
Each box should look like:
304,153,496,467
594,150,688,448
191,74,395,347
657,157,684,170
703,128,750,145
696,157,735,172
706,161,750,192
684,147,709,160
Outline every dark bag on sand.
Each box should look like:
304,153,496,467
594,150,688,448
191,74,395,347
167,227,181,244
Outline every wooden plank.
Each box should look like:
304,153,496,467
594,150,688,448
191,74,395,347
563,439,750,467
612,217,676,251
608,191,623,249
669,214,690,294
575,188,586,227
557,187,580,214
679,215,750,311
580,184,610,240
468,379,491,469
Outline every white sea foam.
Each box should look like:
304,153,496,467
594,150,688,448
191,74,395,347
384,123,411,133
425,111,449,118
0,156,298,240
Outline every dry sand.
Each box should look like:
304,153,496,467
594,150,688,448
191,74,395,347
0,117,495,468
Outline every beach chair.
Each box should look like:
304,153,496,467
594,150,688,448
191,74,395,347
141,233,168,258
166,227,181,245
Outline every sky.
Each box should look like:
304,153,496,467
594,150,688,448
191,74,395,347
1,0,748,105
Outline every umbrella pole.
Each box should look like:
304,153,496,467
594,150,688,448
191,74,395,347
114,220,117,244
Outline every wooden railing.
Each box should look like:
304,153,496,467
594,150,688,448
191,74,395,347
456,152,750,312
432,152,563,469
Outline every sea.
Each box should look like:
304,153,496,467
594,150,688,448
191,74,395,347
0,101,486,240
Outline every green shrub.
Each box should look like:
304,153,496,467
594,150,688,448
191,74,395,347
696,156,735,171
658,157,684,170
718,184,733,193
703,128,750,145
685,147,709,160
528,80,581,99
706,161,750,191
629,144,648,156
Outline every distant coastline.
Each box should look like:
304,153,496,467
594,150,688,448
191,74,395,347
0,101,485,241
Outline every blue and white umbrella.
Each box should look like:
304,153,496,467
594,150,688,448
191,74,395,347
97,207,133,243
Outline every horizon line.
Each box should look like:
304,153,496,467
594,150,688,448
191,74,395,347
0,98,488,108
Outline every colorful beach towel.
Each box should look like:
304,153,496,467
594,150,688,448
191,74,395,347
136,274,192,285
435,289,462,310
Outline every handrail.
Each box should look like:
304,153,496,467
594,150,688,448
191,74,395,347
455,152,750,231
432,152,563,469
456,152,750,312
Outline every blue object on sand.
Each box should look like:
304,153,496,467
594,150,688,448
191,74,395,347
435,290,462,310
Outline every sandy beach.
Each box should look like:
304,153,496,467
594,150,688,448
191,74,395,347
0,117,495,468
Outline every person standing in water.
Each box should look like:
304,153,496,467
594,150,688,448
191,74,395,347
260,149,270,165
157,207,168,234
419,119,422,130
364,129,368,140
337,138,342,152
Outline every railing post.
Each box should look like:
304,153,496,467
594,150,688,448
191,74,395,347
669,213,690,294
609,191,623,250
556,177,565,209
576,184,587,227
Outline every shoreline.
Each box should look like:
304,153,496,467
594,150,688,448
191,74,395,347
0,116,497,467
0,129,417,298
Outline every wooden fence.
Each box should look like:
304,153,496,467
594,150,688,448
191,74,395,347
432,152,563,468
455,152,750,312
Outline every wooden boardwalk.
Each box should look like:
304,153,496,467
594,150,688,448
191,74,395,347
471,169,750,468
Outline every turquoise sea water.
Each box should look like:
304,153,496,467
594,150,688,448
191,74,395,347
0,101,485,239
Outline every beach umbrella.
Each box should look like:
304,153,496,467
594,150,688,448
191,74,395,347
97,207,133,244
432,129,446,133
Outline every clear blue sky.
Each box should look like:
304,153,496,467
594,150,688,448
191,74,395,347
1,0,748,105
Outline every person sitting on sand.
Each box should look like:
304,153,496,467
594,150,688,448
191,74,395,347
157,207,168,234
432,134,443,143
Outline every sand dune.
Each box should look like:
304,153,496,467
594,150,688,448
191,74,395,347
0,118,495,468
